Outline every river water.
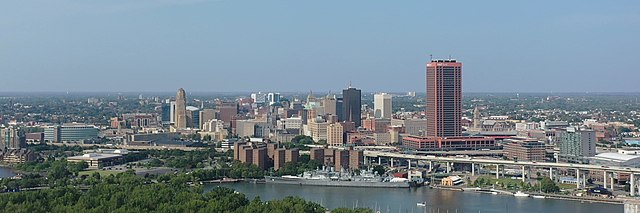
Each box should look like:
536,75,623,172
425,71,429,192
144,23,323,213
0,167,16,178
206,183,622,213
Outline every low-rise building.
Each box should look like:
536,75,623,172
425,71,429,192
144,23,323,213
67,153,124,169
503,138,545,162
44,124,99,143
589,153,640,168
402,136,496,150
0,149,38,163
441,176,463,186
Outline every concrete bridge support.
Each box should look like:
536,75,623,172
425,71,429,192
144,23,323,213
576,169,580,189
631,173,636,197
471,163,475,176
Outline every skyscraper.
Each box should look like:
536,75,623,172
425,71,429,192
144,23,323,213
322,94,337,116
342,87,362,127
426,59,462,137
161,100,171,127
174,88,188,130
169,101,176,124
374,93,392,119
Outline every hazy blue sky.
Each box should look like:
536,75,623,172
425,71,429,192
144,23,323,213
1,0,638,93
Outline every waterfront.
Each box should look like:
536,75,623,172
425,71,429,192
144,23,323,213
206,183,622,213
0,167,16,178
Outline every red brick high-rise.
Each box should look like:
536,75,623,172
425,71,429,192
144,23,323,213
426,59,463,137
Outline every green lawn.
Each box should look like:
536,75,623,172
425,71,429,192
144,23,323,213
78,170,124,177
558,183,577,190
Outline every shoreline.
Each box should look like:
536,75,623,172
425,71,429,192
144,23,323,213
431,185,623,205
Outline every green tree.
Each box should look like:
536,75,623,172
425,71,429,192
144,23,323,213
539,178,560,193
372,165,386,176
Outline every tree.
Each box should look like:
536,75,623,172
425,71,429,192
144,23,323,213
191,133,202,141
372,165,386,176
539,178,559,193
619,127,632,133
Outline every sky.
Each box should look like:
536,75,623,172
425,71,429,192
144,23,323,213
1,0,639,93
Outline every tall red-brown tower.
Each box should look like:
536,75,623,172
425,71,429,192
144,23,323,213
426,59,462,137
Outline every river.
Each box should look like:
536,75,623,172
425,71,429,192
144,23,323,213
205,183,622,213
0,167,16,178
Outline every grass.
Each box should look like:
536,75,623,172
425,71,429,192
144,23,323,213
558,183,578,190
78,170,124,177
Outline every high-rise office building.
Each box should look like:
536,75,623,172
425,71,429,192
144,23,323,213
161,100,171,126
426,59,462,137
199,109,216,129
174,88,188,130
336,98,344,121
342,87,362,127
267,93,280,106
251,92,266,104
217,101,238,127
374,93,392,119
401,58,495,151
186,106,201,129
169,101,176,124
322,95,337,116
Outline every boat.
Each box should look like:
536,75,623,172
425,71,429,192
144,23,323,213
513,191,530,197
265,169,411,188
491,192,498,195
532,195,545,199
417,202,427,207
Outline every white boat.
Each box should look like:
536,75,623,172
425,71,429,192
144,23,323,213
491,192,498,195
513,191,529,197
417,202,427,207
532,195,545,199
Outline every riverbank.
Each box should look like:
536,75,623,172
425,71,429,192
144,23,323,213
432,185,623,205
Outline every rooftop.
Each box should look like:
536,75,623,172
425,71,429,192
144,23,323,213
591,153,640,162
68,153,122,161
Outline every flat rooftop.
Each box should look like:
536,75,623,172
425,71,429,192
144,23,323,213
67,153,122,161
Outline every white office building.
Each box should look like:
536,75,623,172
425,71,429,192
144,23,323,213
374,93,392,119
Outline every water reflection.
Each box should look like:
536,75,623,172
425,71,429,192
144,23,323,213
206,183,622,213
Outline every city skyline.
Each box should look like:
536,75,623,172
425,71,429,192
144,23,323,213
1,1,639,93
1,1,640,212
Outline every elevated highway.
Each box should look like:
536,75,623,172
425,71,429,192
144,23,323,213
364,150,640,173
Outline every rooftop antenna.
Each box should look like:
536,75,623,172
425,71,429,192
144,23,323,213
429,54,433,60
349,81,352,88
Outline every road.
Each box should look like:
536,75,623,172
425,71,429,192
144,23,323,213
364,150,640,174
